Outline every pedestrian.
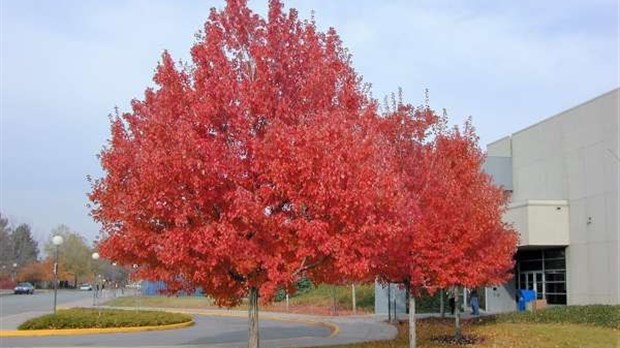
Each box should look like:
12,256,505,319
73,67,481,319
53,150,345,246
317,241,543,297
469,289,480,315
448,288,455,315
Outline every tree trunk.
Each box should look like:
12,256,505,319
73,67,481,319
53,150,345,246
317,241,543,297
440,289,445,318
351,284,357,314
454,287,462,340
248,287,259,348
408,290,416,348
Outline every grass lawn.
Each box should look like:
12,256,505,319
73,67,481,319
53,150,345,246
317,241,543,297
105,295,216,310
105,284,375,315
18,308,192,330
326,318,619,348
328,305,620,348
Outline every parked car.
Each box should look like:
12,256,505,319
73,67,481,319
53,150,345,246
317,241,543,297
79,283,93,291
14,282,35,295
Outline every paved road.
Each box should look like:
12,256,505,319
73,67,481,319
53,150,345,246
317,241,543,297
1,292,397,348
1,290,93,330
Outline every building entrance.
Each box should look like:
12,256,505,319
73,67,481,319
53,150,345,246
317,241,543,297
516,248,567,304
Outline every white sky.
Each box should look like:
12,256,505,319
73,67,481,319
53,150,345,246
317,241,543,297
1,0,618,244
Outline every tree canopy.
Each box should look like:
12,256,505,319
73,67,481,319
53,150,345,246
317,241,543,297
11,224,39,267
90,1,518,347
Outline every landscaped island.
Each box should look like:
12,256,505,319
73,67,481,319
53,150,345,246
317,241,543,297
18,308,192,330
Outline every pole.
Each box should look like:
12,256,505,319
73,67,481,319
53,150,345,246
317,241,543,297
92,277,97,307
393,297,397,323
351,284,357,314
53,246,59,314
387,283,392,322
285,293,289,312
332,285,337,315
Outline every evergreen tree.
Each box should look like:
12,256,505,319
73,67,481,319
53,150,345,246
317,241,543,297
11,223,39,267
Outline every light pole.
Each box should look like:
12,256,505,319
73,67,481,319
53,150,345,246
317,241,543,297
132,264,139,310
91,252,100,307
11,263,17,282
52,235,64,314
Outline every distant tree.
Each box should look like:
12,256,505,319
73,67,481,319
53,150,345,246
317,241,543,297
91,258,129,285
0,213,13,267
11,224,39,267
17,260,50,285
45,225,92,287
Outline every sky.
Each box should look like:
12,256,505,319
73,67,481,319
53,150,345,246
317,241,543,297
1,0,618,246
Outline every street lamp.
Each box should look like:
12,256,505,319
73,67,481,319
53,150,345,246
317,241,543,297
91,252,100,307
52,235,64,314
11,263,17,282
132,264,139,310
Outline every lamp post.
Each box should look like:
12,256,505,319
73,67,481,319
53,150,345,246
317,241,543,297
52,235,64,314
11,263,17,282
91,252,100,307
132,264,139,310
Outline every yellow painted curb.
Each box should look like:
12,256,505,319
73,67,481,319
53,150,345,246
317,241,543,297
0,319,194,337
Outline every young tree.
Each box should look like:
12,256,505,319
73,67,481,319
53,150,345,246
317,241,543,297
378,102,518,347
45,225,93,287
11,223,40,267
421,122,517,340
90,1,412,346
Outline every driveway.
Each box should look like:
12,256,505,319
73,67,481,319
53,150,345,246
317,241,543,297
1,294,397,348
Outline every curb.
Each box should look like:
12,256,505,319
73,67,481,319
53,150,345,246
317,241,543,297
0,319,194,337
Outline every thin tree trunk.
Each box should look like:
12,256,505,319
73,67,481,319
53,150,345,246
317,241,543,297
248,287,259,348
408,289,416,348
454,287,461,340
440,289,445,318
351,284,357,314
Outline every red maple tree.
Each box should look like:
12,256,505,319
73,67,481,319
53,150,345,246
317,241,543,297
378,100,518,347
90,1,413,346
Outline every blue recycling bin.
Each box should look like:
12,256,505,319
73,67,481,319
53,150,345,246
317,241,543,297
517,289,536,311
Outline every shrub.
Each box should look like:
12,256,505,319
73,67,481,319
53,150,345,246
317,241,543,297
18,308,192,330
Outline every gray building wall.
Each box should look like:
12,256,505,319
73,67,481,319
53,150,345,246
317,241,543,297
374,282,407,315
485,279,517,313
487,88,620,307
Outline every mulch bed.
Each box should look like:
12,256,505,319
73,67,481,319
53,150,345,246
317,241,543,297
430,334,484,345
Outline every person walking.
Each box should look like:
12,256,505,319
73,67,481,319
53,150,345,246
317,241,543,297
469,289,480,316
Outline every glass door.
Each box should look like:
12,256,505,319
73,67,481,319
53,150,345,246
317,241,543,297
521,271,544,299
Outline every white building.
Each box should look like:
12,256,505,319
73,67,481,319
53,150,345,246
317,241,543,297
485,88,619,312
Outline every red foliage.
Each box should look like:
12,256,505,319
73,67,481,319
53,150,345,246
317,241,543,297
90,0,413,307
378,103,518,292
